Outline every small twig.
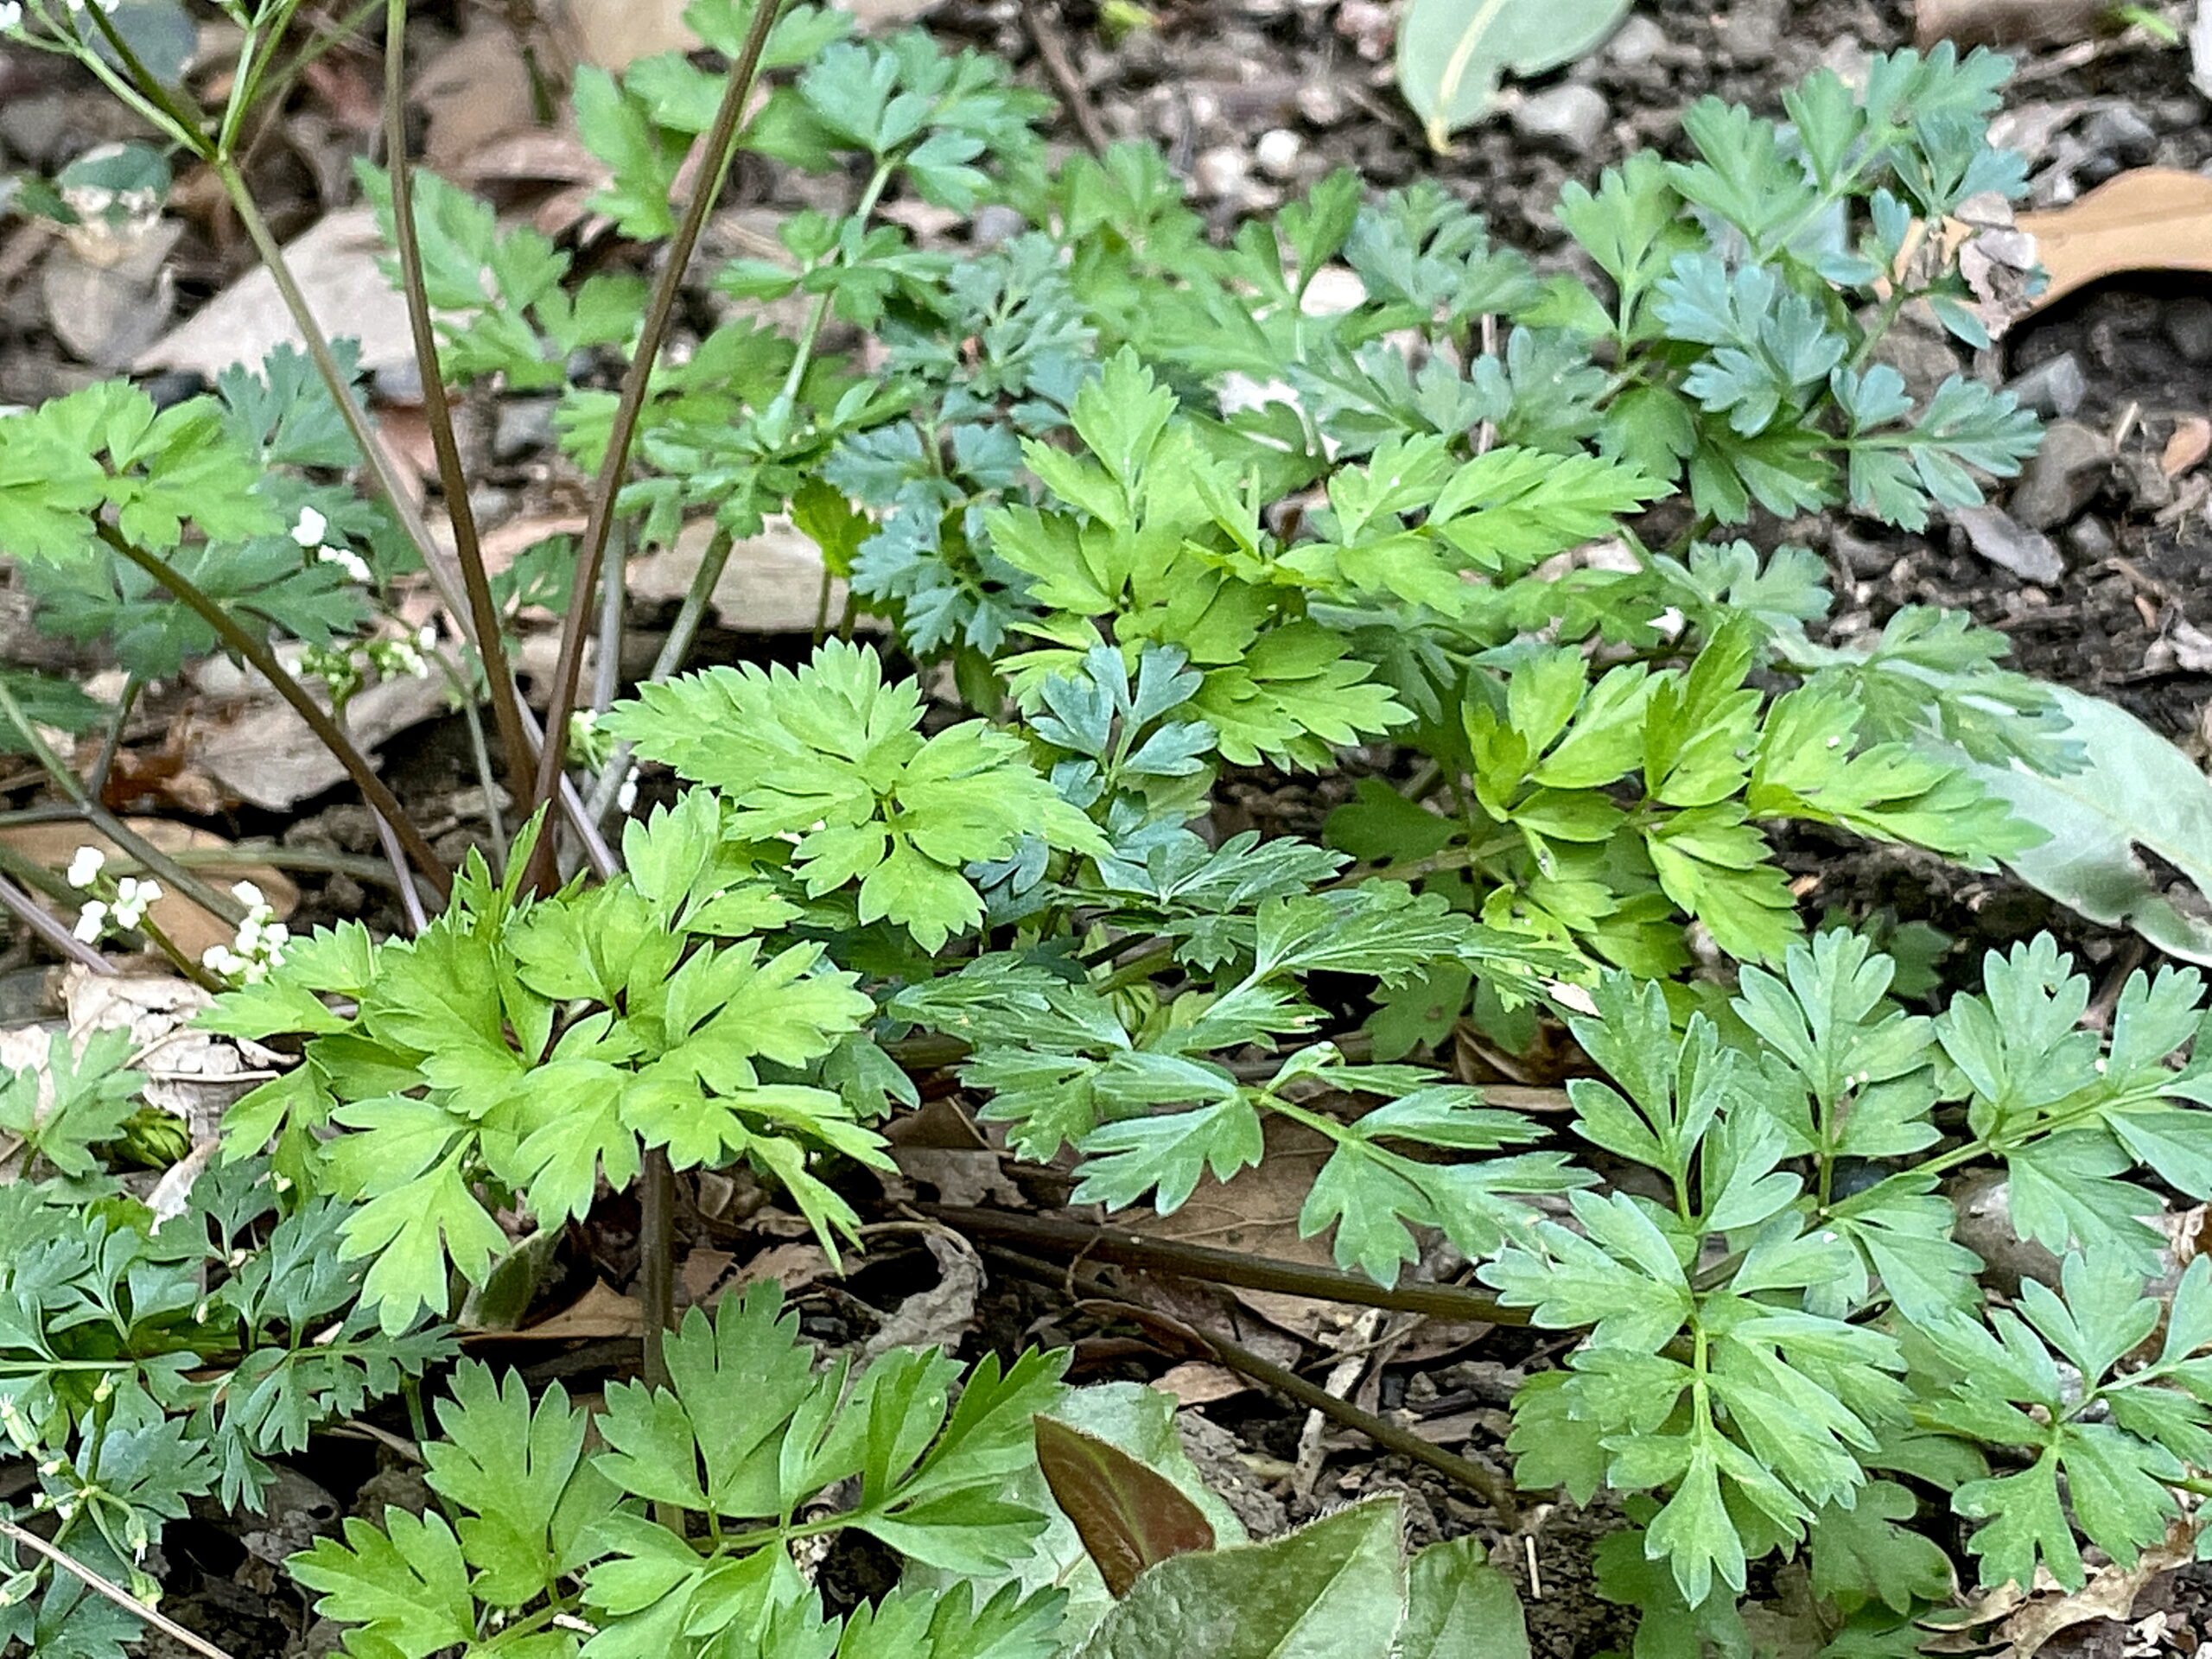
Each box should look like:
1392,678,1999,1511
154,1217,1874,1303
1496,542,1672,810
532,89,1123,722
96,524,452,901
930,1205,1526,1326
527,0,789,888
1294,1307,1382,1501
986,1247,1522,1522
0,1519,237,1659
1025,3,1109,156
83,675,141,804
0,870,115,975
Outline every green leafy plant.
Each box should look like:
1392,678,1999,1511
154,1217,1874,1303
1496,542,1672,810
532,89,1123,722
10,5,2212,1658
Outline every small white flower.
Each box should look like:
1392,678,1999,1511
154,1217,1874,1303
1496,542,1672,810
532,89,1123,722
65,846,105,889
231,880,264,909
615,766,639,813
416,624,438,654
317,545,372,583
290,506,327,548
73,902,107,943
0,5,24,34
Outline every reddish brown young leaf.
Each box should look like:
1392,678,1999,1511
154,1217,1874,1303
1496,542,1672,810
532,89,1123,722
1033,1414,1217,1597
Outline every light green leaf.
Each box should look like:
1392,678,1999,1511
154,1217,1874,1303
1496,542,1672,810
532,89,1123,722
1396,0,1635,151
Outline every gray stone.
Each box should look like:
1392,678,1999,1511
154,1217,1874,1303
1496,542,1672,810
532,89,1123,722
2008,419,2112,528
2082,103,2158,167
370,359,423,405
969,204,1026,249
1715,0,1783,63
2063,514,2115,565
2005,351,2087,419
1255,128,1303,180
493,397,557,464
1510,84,1609,155
1955,504,2064,584
2165,297,2212,365
1605,13,1668,65
1871,315,1965,404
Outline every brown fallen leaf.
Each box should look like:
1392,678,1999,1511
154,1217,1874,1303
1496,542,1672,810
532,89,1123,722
1151,1361,1249,1406
415,26,538,170
2163,416,2212,478
135,209,416,378
1994,1518,2196,1656
0,820,298,960
2014,169,2212,318
512,1279,644,1340
1914,0,2107,51
732,1240,836,1294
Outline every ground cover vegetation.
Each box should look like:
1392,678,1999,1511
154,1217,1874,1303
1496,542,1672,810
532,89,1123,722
3,1,2210,1654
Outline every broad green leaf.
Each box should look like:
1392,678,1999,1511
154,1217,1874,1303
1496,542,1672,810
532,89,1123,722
1396,0,1634,151
1948,684,2212,965
1074,1497,1407,1659
1394,1537,1529,1659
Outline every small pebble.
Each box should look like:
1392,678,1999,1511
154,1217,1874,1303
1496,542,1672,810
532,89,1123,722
2082,103,2158,167
2063,515,2115,566
371,359,424,406
1714,0,1783,63
1954,504,2064,585
2005,352,2087,419
1509,84,1609,155
2165,297,2212,365
1193,144,1250,201
969,204,1026,249
2008,418,2112,529
492,397,557,465
1255,128,1303,180
1605,14,1667,65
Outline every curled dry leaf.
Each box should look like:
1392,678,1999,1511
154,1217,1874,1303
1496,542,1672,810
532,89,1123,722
859,1228,983,1360
2161,416,2212,479
2014,170,2212,318
1994,1518,2198,1657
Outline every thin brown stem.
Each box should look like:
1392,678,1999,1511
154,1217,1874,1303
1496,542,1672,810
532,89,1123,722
96,524,451,900
382,0,539,802
84,674,140,803
526,0,788,888
930,1205,1524,1326
209,161,614,880
986,1247,1523,1523
0,1519,238,1659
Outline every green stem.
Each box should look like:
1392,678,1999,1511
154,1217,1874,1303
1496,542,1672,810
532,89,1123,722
527,0,791,884
777,161,897,406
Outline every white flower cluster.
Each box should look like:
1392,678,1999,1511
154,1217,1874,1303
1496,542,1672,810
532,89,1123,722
67,844,162,944
0,5,22,32
200,881,290,984
293,505,372,583
366,625,437,682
